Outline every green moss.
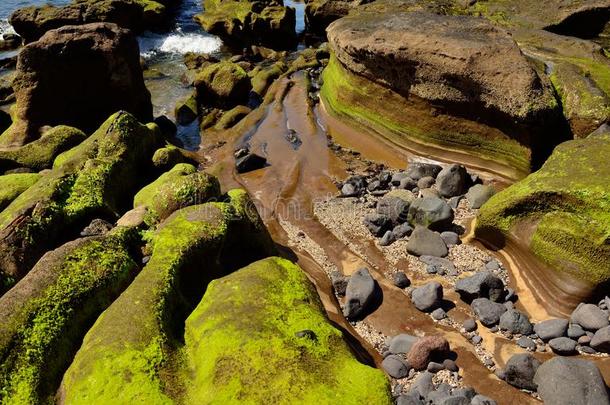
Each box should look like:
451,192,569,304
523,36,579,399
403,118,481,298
0,228,139,404
184,256,392,404
214,105,251,130
321,55,532,178
151,144,198,170
250,61,287,95
0,112,161,287
61,190,276,403
0,126,85,173
134,163,221,225
195,61,251,108
174,93,198,125
0,173,41,211
477,133,610,284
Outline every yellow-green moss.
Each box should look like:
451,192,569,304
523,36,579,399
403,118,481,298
60,190,276,404
184,256,392,404
151,144,198,170
250,61,287,95
0,173,41,211
477,133,610,284
0,126,86,172
0,228,139,405
133,163,221,225
194,61,251,108
214,105,251,130
321,55,532,178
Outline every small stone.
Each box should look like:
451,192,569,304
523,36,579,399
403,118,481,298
342,268,377,320
80,218,113,237
397,393,424,405
443,359,458,372
393,223,413,239
389,334,419,354
141,256,150,265
377,195,410,224
484,259,500,271
405,162,442,181
412,371,435,397
363,213,392,237
483,357,495,367
455,271,504,303
570,303,609,331
590,325,610,353
427,361,444,373
236,152,267,173
517,336,536,350
465,184,495,209
379,230,396,246
411,282,443,312
407,335,450,371
391,172,409,186
580,346,597,354
426,264,439,274
471,395,497,405
533,319,569,341
549,337,578,355
431,308,447,320
578,335,592,345
407,197,454,230
295,330,317,340
471,335,483,345
417,176,435,189
499,309,534,335
419,256,456,274
453,387,476,400
471,298,507,327
440,231,460,246
382,355,411,379
407,226,448,257
463,318,477,332
448,196,463,209
399,177,418,190
503,353,540,391
393,272,410,288
567,324,586,339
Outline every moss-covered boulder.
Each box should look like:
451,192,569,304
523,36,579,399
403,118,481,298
0,173,41,212
322,10,567,180
214,105,252,129
304,0,368,34
250,61,287,96
134,163,221,225
195,61,252,109
0,111,161,289
59,189,276,403
0,125,86,173
2,22,152,146
184,256,392,403
196,0,296,50
151,144,199,171
476,133,610,290
174,93,198,125
0,227,139,403
9,0,171,43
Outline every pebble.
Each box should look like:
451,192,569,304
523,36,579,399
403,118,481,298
393,271,410,288
567,324,586,339
549,337,578,355
382,355,411,379
503,353,540,390
431,308,447,320
471,335,483,345
517,336,537,350
443,359,459,372
440,231,460,246
533,318,569,341
463,318,477,332
427,361,445,373
411,282,443,312
379,230,396,246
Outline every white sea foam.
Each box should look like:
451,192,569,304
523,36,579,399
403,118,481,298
139,31,222,58
0,19,16,36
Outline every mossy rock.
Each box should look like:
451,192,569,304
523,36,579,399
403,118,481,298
214,105,252,130
476,133,610,286
134,163,221,225
0,173,41,212
0,111,162,288
195,0,296,50
250,61,287,96
174,93,198,126
0,227,139,404
184,256,392,404
195,61,252,109
151,144,199,171
0,125,86,173
60,189,276,404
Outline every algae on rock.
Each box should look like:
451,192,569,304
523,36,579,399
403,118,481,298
476,133,610,286
0,111,162,289
60,190,276,404
184,256,392,404
0,173,41,212
0,227,139,404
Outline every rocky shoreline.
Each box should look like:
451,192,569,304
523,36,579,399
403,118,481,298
0,0,609,404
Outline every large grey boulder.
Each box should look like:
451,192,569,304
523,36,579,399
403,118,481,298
533,319,569,341
549,337,578,355
407,197,454,230
342,268,377,320
471,298,507,327
405,163,442,181
377,195,410,225
407,226,448,258
411,282,443,312
503,353,541,391
570,303,609,331
389,334,419,354
382,354,410,379
454,271,504,303
534,357,610,405
465,184,495,209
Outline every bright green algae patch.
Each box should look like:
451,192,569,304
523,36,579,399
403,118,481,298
476,133,610,284
60,190,276,404
0,125,86,172
184,256,392,404
0,173,41,211
133,163,221,225
0,227,139,404
0,111,161,287
321,55,532,178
